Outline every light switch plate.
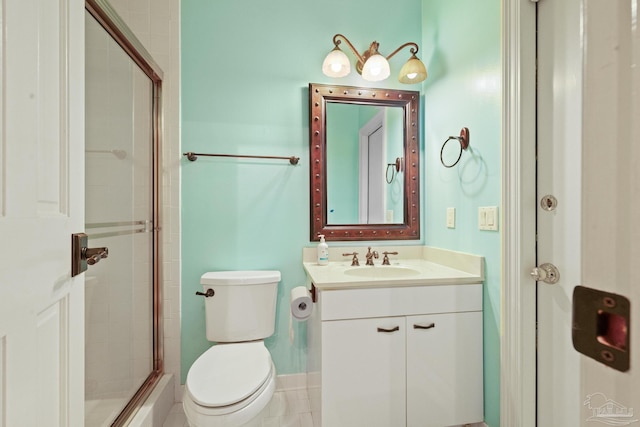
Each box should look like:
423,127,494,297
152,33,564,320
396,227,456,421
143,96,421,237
479,206,499,231
478,207,486,229
446,207,455,228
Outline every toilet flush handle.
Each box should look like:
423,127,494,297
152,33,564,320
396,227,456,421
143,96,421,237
196,289,215,298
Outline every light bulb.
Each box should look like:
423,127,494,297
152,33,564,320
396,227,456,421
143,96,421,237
361,54,390,82
322,48,351,78
398,54,427,84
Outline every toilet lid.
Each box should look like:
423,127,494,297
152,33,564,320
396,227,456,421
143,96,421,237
186,342,272,408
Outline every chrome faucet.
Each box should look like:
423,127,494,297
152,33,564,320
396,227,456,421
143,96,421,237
365,247,379,266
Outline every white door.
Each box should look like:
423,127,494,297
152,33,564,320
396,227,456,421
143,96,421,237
359,110,386,224
365,126,385,223
0,0,85,426
537,0,640,425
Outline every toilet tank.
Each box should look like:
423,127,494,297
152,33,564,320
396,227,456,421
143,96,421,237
200,270,280,342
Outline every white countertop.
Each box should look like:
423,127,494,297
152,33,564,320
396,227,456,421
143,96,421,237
302,246,484,290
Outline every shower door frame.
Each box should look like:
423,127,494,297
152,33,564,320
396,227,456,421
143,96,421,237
84,0,164,424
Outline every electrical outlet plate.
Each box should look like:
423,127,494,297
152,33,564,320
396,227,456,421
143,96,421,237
478,206,498,231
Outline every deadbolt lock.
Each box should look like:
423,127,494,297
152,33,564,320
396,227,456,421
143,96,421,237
540,195,558,211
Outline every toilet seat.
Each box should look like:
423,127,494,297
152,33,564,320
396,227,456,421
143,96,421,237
185,341,273,409
183,365,274,423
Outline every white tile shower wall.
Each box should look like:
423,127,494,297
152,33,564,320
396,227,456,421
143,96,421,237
85,2,162,397
85,236,135,398
85,15,137,398
132,62,154,386
106,0,182,401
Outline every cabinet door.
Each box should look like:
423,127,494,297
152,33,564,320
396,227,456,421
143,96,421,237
322,317,406,427
406,312,483,427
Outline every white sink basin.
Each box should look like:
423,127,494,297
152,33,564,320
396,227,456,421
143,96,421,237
344,265,421,278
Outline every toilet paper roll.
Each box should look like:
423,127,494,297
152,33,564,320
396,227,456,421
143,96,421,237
289,286,313,345
290,286,313,321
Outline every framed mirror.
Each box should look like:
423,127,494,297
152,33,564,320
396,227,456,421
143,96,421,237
309,83,420,241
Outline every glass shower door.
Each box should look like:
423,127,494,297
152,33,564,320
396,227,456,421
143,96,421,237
84,6,161,426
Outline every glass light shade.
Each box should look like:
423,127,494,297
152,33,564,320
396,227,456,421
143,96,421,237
398,55,427,84
322,48,351,78
361,54,390,82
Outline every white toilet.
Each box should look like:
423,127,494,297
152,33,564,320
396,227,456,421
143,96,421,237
183,270,281,427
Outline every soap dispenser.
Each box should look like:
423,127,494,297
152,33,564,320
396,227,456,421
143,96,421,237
317,235,329,266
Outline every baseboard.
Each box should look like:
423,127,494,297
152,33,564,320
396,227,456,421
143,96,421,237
275,373,307,391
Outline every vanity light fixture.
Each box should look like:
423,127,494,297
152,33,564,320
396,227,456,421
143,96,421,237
322,34,427,84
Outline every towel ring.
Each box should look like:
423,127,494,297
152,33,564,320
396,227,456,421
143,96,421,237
440,127,470,168
385,157,403,184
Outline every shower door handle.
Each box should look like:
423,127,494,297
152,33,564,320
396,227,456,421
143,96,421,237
84,247,109,265
71,233,109,276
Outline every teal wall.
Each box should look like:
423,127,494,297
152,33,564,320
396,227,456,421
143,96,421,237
181,0,501,425
326,103,363,224
181,0,423,381
421,0,501,426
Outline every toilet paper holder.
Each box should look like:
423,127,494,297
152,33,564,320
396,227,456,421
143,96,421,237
310,284,317,303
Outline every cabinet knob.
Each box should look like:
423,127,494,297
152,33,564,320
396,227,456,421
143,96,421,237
377,326,400,333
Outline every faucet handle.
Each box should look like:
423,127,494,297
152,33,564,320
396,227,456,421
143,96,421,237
342,252,359,266
381,251,399,265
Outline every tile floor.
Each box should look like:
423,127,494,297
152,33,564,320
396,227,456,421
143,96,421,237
162,389,316,427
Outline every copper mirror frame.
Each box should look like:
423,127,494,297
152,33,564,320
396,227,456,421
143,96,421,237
309,83,421,241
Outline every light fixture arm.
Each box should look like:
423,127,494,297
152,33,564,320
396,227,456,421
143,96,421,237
332,33,366,64
332,35,419,63
385,42,419,61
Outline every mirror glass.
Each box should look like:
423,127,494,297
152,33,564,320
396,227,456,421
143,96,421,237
309,83,420,241
326,103,405,224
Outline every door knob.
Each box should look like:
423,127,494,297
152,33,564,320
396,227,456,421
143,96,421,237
530,263,560,284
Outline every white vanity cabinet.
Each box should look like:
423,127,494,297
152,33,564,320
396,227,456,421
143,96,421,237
309,283,483,427
322,316,408,426
406,311,483,426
